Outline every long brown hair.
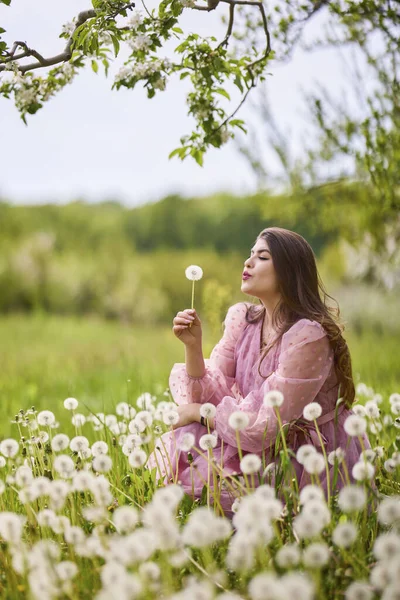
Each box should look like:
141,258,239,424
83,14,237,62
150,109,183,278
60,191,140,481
246,227,355,407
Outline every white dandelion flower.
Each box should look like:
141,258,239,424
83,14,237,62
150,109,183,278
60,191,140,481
302,499,331,526
116,402,130,418
163,410,180,426
113,505,139,534
332,522,358,548
0,480,5,495
64,397,78,410
135,410,153,431
0,512,26,543
55,560,78,581
92,455,112,473
138,561,161,581
0,456,6,468
369,563,390,591
199,434,218,450
228,411,250,431
281,572,315,600
293,514,325,540
71,413,86,427
70,436,89,453
37,410,56,426
275,543,301,568
359,449,376,463
338,485,367,512
373,532,400,561
185,265,203,281
53,455,75,478
0,439,19,458
352,461,375,481
369,422,382,434
299,484,325,505
91,441,108,456
200,403,216,419
51,433,70,452
303,402,322,421
377,496,400,526
240,454,262,474
136,392,154,410
384,459,397,472
264,390,284,408
303,542,330,568
15,466,33,487
296,444,317,465
344,581,373,600
328,447,346,465
179,432,195,452
364,401,380,419
248,572,282,600
391,402,400,416
344,415,367,436
303,452,325,475
128,448,147,468
352,404,367,417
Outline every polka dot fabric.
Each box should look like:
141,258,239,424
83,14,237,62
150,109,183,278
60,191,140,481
150,302,371,511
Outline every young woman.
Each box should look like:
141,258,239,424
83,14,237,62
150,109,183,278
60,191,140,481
150,227,371,513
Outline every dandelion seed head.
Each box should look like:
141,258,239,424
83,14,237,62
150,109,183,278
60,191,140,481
200,403,216,418
185,265,203,281
263,390,284,408
228,411,250,431
37,410,56,426
199,433,218,450
64,397,78,410
344,414,367,436
240,453,262,474
303,402,322,421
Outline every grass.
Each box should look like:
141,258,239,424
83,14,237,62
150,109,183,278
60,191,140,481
0,314,398,438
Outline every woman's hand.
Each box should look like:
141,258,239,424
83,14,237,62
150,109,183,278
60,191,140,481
172,403,201,430
172,308,202,346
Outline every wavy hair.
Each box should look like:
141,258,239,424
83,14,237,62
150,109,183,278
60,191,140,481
246,227,355,407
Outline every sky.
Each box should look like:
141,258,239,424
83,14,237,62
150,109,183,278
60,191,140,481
0,0,358,206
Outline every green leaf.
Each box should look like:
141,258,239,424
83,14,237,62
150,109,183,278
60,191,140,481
91,60,98,74
179,72,190,80
0,0,11,5
0,27,6,33
215,88,230,101
111,35,120,57
172,27,183,34
168,148,181,159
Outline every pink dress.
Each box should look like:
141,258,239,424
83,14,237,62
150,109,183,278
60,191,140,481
151,302,370,512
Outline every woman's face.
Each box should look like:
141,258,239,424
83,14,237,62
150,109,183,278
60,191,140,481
241,237,280,301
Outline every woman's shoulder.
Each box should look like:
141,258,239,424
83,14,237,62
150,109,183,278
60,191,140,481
222,302,251,338
282,318,328,346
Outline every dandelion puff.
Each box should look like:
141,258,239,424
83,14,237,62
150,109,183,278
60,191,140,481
332,522,358,548
0,438,19,458
136,392,154,410
15,466,33,487
179,432,195,452
129,448,147,468
228,411,250,431
91,441,108,456
264,390,284,408
138,561,161,582
70,436,89,453
37,410,56,426
240,454,262,474
248,573,281,600
71,413,86,427
303,542,330,568
275,543,301,568
116,402,130,418
163,410,179,426
281,572,315,600
0,456,6,467
296,444,317,465
352,405,367,417
293,514,325,540
113,505,139,534
390,393,400,405
385,459,397,472
328,447,346,465
373,532,400,561
185,265,203,281
299,484,325,505
344,415,367,436
364,401,380,419
64,397,78,410
303,402,322,421
303,452,325,475
359,449,376,463
0,512,26,543
369,563,390,591
352,461,375,481
51,433,70,452
338,485,367,513
92,455,112,473
344,581,373,600
53,455,75,478
377,496,400,526
200,403,216,419
55,560,78,581
302,499,331,526
199,434,217,450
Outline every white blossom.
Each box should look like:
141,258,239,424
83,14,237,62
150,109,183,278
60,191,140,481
185,265,203,281
338,485,367,512
64,397,78,410
263,390,284,408
240,454,262,474
37,410,56,426
344,415,367,436
352,461,375,481
200,403,216,419
302,542,330,568
0,438,19,458
228,411,250,431
51,433,70,452
199,434,218,450
178,432,195,452
303,402,322,421
332,522,358,547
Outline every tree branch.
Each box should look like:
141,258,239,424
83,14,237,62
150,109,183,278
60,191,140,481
0,9,96,73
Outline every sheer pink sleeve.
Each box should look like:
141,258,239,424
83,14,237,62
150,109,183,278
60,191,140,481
169,303,248,405
214,319,333,452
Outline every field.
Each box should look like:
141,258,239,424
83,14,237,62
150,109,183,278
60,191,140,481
0,315,399,439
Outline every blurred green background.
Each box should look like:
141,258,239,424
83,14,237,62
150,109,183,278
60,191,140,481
0,184,399,436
